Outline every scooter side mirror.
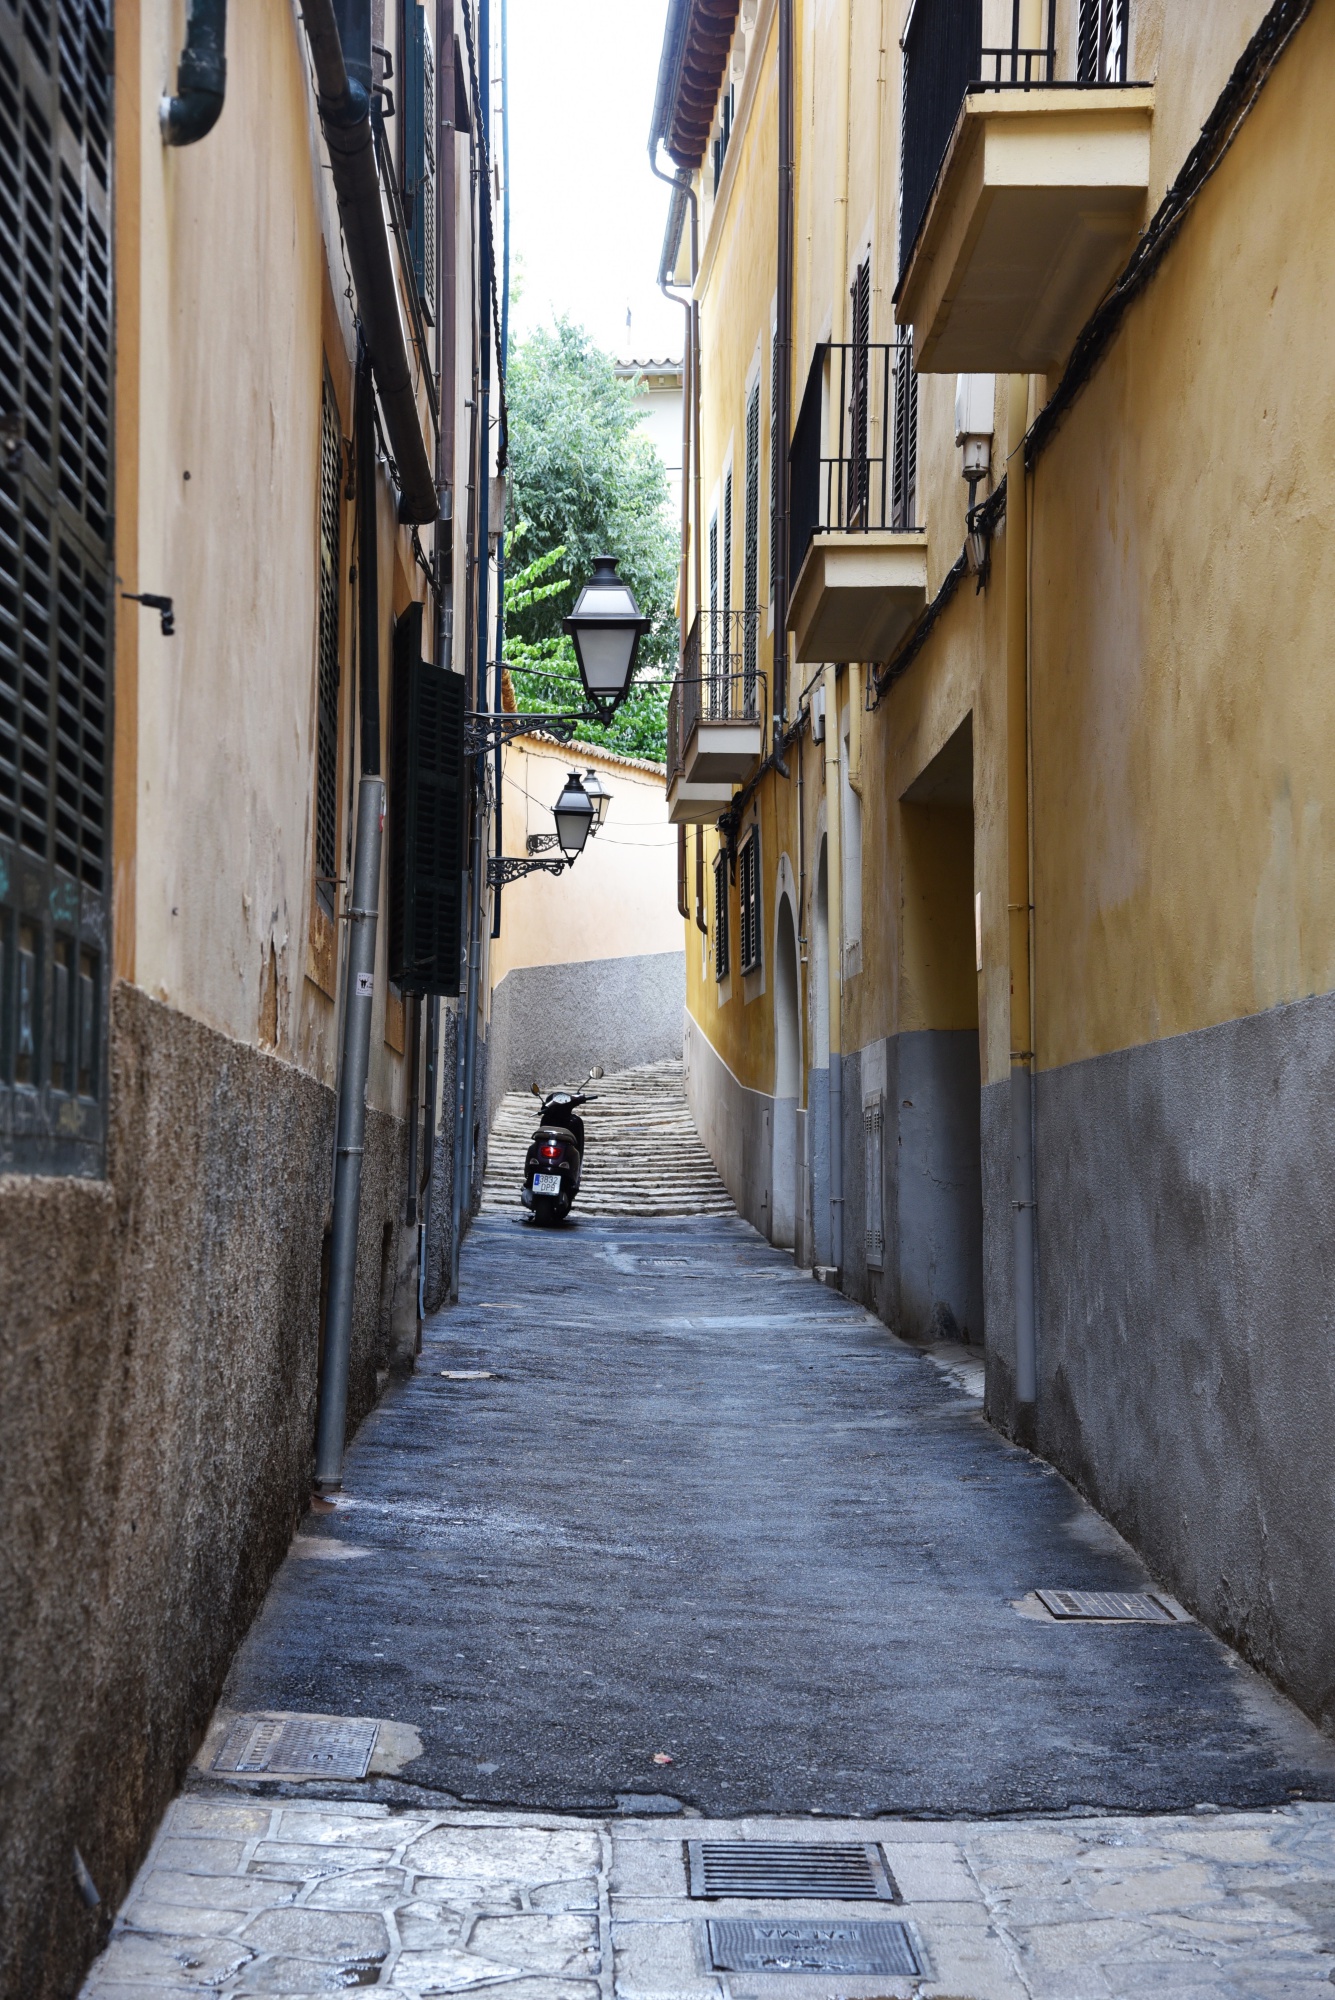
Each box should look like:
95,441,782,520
589,1066,604,1080
531,1082,543,1097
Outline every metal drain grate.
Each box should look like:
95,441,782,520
707,1919,921,1974
1038,1589,1177,1622
211,1715,379,1778
688,1841,899,1901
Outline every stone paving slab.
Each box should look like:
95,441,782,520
81,1797,1335,1997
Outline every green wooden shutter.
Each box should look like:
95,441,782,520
1,0,113,1175
389,605,466,995
401,0,436,321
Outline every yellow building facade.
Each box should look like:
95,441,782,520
653,0,1335,1734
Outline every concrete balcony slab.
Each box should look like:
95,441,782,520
788,531,929,666
896,87,1154,375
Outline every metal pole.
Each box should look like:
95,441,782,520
448,972,467,1300
1006,371,1038,1412
315,772,385,1489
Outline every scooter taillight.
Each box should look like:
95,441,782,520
539,1141,562,1163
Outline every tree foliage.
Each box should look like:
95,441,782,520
503,319,677,760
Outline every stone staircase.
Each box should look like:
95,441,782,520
481,1060,734,1218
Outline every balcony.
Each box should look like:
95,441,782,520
666,612,767,825
787,338,929,666
894,0,1153,375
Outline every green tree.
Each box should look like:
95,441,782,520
504,319,677,759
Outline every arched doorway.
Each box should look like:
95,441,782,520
772,892,801,1247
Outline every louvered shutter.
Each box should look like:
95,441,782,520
769,326,779,598
389,606,466,995
713,850,729,982
849,260,871,524
1,0,112,1175
891,327,918,532
401,0,436,320
743,381,760,705
315,371,343,914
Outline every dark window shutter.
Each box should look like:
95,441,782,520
714,851,729,981
1,0,112,1175
849,259,871,524
389,606,467,995
744,381,760,699
739,832,762,974
401,0,436,320
769,326,779,597
891,327,918,531
315,370,343,914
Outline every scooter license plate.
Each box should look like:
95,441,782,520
532,1172,562,1194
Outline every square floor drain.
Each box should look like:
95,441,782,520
211,1714,379,1778
1037,1589,1177,1622
707,1919,921,1975
688,1842,899,1901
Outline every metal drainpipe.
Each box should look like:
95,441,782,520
490,0,510,945
418,993,439,1316
314,782,384,1487
315,346,386,1490
1005,372,1038,1414
460,0,492,1219
824,662,844,1277
773,0,794,728
160,0,227,144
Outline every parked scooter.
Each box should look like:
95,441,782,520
520,1067,604,1225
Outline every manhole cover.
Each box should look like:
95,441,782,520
1037,1589,1176,1622
707,1920,921,1974
688,1842,899,1901
212,1715,379,1778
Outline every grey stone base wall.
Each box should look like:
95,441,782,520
1029,988,1335,1734
0,982,409,2000
486,951,686,1138
683,1013,773,1239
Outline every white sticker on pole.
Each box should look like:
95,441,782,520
356,972,374,997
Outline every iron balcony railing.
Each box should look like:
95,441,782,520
898,0,1133,283
667,611,769,790
789,333,918,585
682,609,767,738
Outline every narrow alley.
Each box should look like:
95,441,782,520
79,1080,1335,1996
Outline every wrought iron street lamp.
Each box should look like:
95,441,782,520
563,556,650,720
552,770,595,859
582,766,611,832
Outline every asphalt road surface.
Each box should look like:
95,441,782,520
224,1210,1335,1818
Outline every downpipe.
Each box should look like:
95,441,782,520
160,0,227,144
1006,372,1038,1417
314,774,385,1489
824,661,844,1277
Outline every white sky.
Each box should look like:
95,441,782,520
503,0,685,364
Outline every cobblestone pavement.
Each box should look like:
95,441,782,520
82,1794,1335,1996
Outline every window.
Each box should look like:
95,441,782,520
849,259,871,525
712,84,735,194
315,370,343,916
891,326,918,531
739,830,762,975
1,0,113,1175
743,380,760,703
1078,0,1128,83
864,1095,885,1269
713,851,730,982
402,0,437,319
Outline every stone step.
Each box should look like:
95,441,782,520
482,1059,733,1219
